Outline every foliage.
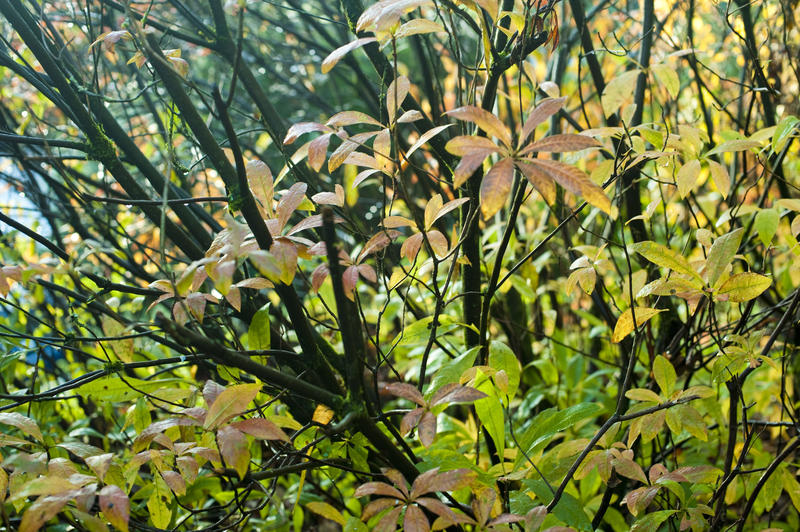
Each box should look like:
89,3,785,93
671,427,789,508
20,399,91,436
0,0,798,530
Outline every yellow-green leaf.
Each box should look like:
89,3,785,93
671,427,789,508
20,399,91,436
631,241,702,282
754,208,779,247
706,228,743,288
717,273,771,302
651,64,679,99
612,307,664,343
625,388,662,403
602,70,641,117
676,159,701,198
653,355,676,396
203,382,261,430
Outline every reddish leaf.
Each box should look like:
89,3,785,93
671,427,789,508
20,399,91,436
424,194,444,230
403,504,430,532
515,159,556,204
480,157,515,218
354,481,406,499
401,232,425,262
362,498,400,521
176,455,199,484
20,494,72,532
446,106,512,147
418,411,437,447
520,97,566,143
217,426,250,479
342,265,360,297
203,382,261,430
277,183,308,231
405,125,452,159
161,470,186,496
203,380,225,408
376,506,403,532
85,453,113,482
431,384,487,405
410,468,474,498
520,133,600,154
452,151,490,188
387,76,411,124
311,263,329,293
426,230,449,257
400,407,426,436
328,131,378,171
98,485,129,532
431,198,469,226
229,418,289,441
358,231,398,262
385,382,426,405
525,158,611,214
307,133,332,172
327,111,382,128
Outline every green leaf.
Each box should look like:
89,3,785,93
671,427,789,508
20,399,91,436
247,304,271,350
203,382,261,430
516,403,604,467
76,377,185,402
754,208,779,247
474,378,505,458
705,228,743,288
631,241,702,282
772,115,799,154
428,347,478,393
147,474,172,529
653,355,677,396
523,479,593,531
630,510,677,532
488,341,520,401
717,272,771,302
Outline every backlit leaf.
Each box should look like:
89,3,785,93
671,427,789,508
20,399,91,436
446,106,512,147
755,208,779,247
653,355,676,395
520,97,566,143
321,38,377,74
631,241,702,282
676,159,700,198
602,70,640,117
651,64,679,98
705,228,743,288
480,157,514,217
612,307,664,343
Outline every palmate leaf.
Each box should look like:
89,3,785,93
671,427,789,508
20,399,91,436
480,157,515,217
446,106,512,146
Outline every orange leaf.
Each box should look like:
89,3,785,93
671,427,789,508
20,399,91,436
480,158,515,218
446,106,512,147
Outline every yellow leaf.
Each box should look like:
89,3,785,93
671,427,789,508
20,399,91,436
313,404,334,425
612,307,664,343
717,272,771,302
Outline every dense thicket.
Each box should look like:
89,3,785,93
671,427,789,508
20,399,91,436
0,0,799,530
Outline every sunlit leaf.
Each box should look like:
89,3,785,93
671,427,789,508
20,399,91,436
480,157,514,217
611,307,664,343
321,38,377,74
717,272,771,302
